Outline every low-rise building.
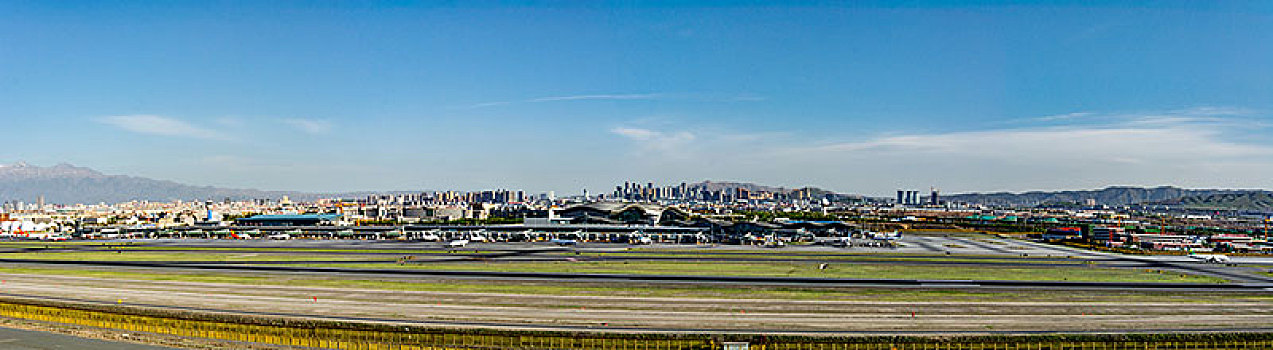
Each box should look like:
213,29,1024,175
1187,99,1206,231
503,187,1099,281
237,214,343,227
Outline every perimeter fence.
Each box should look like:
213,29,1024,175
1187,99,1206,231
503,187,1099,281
0,298,1271,349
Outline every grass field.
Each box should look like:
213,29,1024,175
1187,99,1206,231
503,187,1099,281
109,246,447,254
0,245,1219,283
624,247,1061,258
289,260,1221,283
0,251,382,262
0,242,442,255
584,251,1087,264
0,265,1255,304
0,243,1094,265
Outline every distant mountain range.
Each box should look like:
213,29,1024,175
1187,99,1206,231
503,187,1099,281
0,162,311,204
690,180,816,194
942,186,1273,209
3,162,1269,210
688,182,1270,210
1151,192,1273,211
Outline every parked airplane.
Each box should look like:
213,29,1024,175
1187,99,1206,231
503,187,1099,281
814,237,851,247
871,231,903,240
418,230,441,242
629,232,653,245
468,230,489,242
447,239,470,248
763,236,786,248
20,231,67,241
233,229,261,240
1188,254,1231,264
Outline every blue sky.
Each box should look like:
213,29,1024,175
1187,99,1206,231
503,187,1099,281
2,1,1271,196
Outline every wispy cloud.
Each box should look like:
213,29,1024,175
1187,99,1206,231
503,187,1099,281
611,127,659,140
606,109,1273,194
758,116,1273,192
789,124,1270,160
283,118,333,135
1007,106,1265,128
1032,112,1093,122
530,94,664,103
1169,106,1258,117
610,127,696,157
463,92,767,109
97,115,226,140
468,93,666,109
213,117,245,128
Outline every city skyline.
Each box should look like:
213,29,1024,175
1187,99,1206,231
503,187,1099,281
3,2,1272,196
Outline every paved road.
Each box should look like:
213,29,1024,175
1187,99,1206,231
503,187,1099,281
0,326,173,350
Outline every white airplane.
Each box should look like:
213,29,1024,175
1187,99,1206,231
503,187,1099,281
418,230,441,242
99,228,121,239
824,237,852,247
1188,254,1231,264
16,232,67,241
447,239,470,248
629,232,653,245
268,233,291,240
871,231,903,241
468,230,488,242
234,229,261,240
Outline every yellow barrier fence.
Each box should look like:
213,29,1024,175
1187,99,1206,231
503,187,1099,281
0,299,1271,349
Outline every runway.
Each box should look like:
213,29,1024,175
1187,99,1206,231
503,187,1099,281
1,273,1271,336
0,258,1268,291
3,234,1273,288
1,234,1272,336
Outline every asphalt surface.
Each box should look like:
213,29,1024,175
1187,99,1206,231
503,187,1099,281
4,234,1273,288
0,326,173,350
2,279,1272,336
1,259,1267,291
50,237,1273,263
9,234,1273,285
1,234,1273,336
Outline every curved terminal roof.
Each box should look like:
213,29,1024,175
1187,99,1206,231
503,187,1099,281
239,214,342,221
